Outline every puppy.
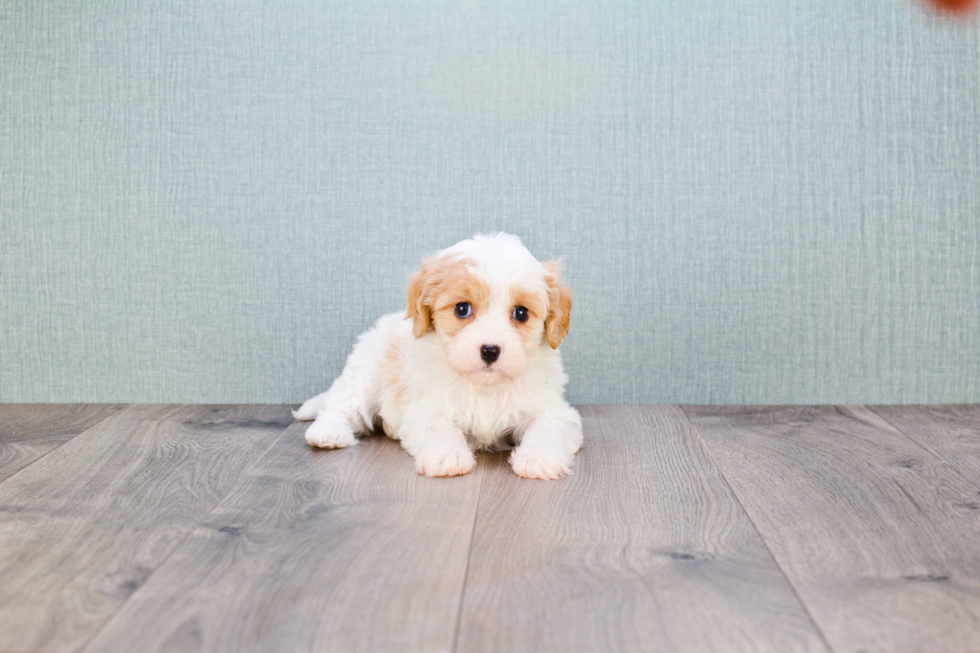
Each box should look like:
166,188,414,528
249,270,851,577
294,233,582,479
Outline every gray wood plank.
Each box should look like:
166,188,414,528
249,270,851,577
0,404,291,653
0,404,124,483
84,424,485,653
871,405,980,488
455,405,828,653
684,405,980,653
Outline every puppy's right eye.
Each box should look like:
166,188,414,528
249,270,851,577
454,302,473,319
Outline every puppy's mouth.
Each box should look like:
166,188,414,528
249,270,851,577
467,366,509,385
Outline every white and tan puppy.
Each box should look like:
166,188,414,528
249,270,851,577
294,233,582,479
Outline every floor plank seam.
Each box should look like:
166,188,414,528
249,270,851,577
72,410,297,653
867,405,980,495
0,404,126,491
449,452,488,653
677,405,837,653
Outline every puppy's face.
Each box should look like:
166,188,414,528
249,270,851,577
407,235,573,386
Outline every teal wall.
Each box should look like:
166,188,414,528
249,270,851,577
2,1,978,404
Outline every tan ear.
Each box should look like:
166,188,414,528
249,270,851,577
543,260,573,349
406,258,437,338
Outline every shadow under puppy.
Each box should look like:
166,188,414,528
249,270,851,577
294,233,582,479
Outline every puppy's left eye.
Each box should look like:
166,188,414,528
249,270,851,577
454,302,473,318
512,305,529,323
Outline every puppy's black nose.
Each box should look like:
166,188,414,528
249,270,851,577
480,344,501,364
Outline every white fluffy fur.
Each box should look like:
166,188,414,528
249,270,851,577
295,233,582,479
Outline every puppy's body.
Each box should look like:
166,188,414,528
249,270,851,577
296,234,582,479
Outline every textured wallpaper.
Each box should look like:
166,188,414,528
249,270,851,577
1,1,978,404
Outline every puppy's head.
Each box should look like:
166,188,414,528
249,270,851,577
406,233,572,386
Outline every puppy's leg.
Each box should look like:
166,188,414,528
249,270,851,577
301,324,387,450
510,404,582,480
293,390,329,421
304,409,359,449
304,376,376,449
399,416,476,478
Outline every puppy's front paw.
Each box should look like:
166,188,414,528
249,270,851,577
414,446,477,478
510,446,571,480
305,416,357,449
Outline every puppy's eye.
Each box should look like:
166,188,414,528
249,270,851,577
454,302,473,319
512,305,529,323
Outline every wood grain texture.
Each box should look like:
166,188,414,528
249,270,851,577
871,405,980,488
0,404,291,653
685,405,980,653
84,425,485,653
455,405,827,653
0,403,124,482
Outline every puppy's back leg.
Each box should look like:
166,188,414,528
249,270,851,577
300,316,393,449
293,390,329,421
295,390,357,448
304,410,359,449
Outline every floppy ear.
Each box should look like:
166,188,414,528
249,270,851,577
543,260,573,349
406,257,438,338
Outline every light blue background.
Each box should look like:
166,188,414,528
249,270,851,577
2,1,978,404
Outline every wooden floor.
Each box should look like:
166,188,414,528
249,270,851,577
0,405,978,652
